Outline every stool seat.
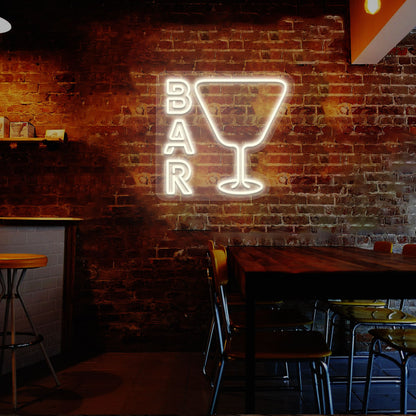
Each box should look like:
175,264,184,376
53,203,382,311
0,253,47,269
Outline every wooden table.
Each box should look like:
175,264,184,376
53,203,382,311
227,246,416,413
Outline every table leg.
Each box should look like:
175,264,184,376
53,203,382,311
10,270,17,410
245,276,255,413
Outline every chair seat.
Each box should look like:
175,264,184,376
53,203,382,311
230,307,312,330
328,299,386,307
0,253,48,269
227,330,332,360
332,306,416,324
368,328,416,353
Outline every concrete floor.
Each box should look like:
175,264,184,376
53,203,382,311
0,350,414,415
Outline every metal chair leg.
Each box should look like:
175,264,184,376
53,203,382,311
203,316,215,376
209,358,225,416
362,337,376,414
346,324,359,412
310,360,322,414
310,359,333,415
400,352,408,415
319,360,334,415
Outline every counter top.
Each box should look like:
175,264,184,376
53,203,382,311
0,217,83,222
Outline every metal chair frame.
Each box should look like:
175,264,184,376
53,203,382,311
328,307,416,412
208,244,333,415
363,330,416,414
209,283,333,415
362,244,416,414
203,241,311,381
322,241,406,412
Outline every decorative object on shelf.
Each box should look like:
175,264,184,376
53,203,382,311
10,122,35,138
45,129,67,141
0,116,10,138
0,119,67,147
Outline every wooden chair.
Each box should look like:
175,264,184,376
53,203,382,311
208,243,333,415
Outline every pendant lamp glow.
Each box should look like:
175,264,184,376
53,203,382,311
365,0,381,15
0,17,11,33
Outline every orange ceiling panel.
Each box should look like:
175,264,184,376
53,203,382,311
350,0,416,64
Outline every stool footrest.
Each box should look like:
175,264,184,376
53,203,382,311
0,331,43,350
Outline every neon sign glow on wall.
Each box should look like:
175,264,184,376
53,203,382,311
156,73,290,201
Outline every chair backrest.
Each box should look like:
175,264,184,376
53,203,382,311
207,241,233,343
373,241,393,253
403,244,416,257
208,241,229,289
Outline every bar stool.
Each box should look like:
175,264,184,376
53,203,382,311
0,253,60,410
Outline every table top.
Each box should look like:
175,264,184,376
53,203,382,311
228,246,416,299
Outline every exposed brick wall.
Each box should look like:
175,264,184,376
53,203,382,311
0,0,415,352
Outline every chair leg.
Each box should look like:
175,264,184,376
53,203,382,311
310,361,322,414
297,361,303,397
346,324,359,412
209,358,225,416
324,308,332,344
319,360,334,415
327,312,338,367
362,337,376,414
203,316,215,376
310,359,333,415
400,352,408,415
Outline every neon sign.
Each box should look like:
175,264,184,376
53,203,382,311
156,73,290,200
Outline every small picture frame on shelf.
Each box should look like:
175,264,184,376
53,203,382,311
45,129,67,141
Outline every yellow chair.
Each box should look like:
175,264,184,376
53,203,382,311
314,242,391,342
203,241,312,378
330,307,416,412
327,242,416,412
329,241,416,412
362,243,416,414
363,328,416,414
208,244,333,415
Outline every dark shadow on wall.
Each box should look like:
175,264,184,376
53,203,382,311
0,140,209,356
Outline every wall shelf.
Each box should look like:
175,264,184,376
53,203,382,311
0,137,66,143
0,136,67,149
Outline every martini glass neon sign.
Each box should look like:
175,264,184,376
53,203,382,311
194,77,288,196
157,73,290,200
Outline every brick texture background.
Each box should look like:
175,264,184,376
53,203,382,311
0,0,415,352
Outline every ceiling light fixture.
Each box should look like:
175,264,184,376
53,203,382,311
0,17,11,33
365,0,381,15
